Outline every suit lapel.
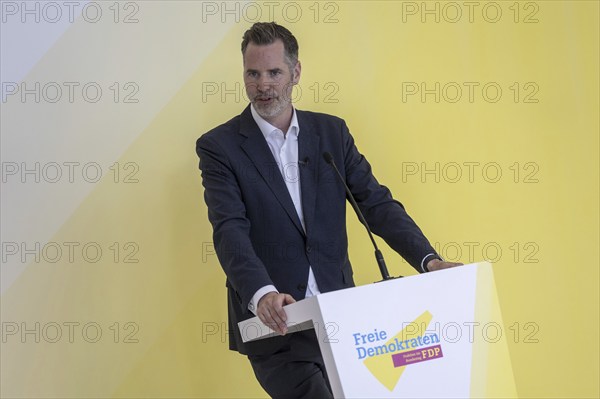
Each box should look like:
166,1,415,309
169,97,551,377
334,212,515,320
239,106,305,236
297,111,320,238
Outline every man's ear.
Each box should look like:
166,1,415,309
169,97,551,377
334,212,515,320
292,61,301,84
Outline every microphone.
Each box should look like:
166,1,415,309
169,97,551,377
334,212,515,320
298,157,309,167
322,152,395,281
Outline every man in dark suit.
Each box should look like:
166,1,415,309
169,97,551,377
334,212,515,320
196,22,461,398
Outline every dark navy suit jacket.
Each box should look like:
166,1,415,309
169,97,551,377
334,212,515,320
196,105,438,355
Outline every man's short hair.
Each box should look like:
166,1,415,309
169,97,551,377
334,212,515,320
241,22,299,68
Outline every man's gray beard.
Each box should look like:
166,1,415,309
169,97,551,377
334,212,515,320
253,98,289,120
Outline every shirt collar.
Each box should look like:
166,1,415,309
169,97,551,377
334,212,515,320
250,103,300,140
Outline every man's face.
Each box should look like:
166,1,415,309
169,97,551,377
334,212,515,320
243,40,301,121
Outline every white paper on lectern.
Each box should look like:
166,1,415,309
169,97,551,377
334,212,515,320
238,295,320,342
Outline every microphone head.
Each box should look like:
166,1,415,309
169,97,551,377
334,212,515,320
323,152,334,164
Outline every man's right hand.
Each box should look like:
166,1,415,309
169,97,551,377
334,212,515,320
257,291,296,335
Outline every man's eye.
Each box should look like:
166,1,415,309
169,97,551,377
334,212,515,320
270,70,281,77
247,72,258,78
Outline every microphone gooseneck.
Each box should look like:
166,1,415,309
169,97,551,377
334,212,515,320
322,152,394,281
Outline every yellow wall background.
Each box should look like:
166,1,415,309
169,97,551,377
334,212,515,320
1,1,598,398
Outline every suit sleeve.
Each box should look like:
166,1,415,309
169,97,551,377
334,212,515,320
339,120,440,271
196,134,274,310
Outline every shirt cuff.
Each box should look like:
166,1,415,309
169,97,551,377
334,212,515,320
248,285,278,315
421,253,442,273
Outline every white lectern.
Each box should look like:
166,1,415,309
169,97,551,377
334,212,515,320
239,262,516,398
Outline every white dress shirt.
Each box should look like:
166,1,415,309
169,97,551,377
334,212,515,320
247,104,321,315
246,105,438,313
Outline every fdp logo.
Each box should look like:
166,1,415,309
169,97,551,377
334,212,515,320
352,310,441,391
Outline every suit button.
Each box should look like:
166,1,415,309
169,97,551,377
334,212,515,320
306,245,312,253
297,283,307,291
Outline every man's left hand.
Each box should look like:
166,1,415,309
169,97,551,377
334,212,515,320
426,258,463,271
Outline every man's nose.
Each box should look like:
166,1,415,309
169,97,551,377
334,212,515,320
256,74,273,92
